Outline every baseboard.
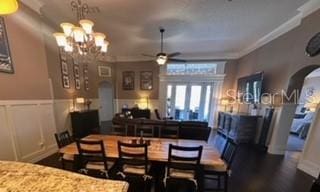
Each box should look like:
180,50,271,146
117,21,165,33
267,145,286,155
298,160,319,178
28,144,58,163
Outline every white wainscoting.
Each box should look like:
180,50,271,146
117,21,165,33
0,100,58,163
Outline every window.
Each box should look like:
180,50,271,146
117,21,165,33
167,63,217,75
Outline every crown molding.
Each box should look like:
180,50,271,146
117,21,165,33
238,0,320,58
298,0,320,18
20,0,44,15
101,53,239,63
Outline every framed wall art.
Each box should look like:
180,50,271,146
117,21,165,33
73,57,79,65
84,79,89,91
83,64,89,91
98,65,111,77
74,65,80,78
60,51,68,75
62,75,70,88
122,71,135,90
0,17,14,73
140,71,153,90
75,78,81,90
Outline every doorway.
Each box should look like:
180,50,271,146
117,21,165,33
98,81,114,134
166,83,213,121
286,68,320,152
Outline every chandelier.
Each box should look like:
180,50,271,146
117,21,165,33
53,0,109,60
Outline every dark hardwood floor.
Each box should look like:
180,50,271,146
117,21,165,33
37,134,315,192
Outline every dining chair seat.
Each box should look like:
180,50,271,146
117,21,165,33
204,138,238,192
204,163,228,173
62,154,74,161
167,168,195,180
85,161,115,171
123,164,151,175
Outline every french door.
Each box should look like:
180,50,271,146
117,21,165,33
166,83,213,121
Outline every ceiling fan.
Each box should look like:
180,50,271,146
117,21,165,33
142,27,186,65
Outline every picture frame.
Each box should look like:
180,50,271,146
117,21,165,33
83,64,89,79
62,75,70,89
60,51,68,75
0,17,14,73
84,79,89,91
72,57,79,65
74,65,80,78
98,65,111,77
75,78,81,90
140,71,153,90
122,71,135,90
61,61,68,75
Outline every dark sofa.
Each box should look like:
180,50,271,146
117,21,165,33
112,117,211,141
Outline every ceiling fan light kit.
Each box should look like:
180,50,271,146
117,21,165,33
156,53,167,65
143,27,186,65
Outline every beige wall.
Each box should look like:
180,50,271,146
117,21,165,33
232,8,320,176
222,60,238,97
0,5,51,100
115,61,159,100
235,10,320,93
42,22,114,100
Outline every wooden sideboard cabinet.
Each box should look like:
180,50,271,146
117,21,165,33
70,110,100,139
217,112,261,143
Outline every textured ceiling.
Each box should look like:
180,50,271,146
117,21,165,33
39,0,309,60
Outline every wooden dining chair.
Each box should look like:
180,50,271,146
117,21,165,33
117,141,152,192
111,117,128,136
204,138,238,192
212,131,227,154
76,139,114,178
135,119,156,137
164,144,203,192
159,120,179,139
54,131,74,170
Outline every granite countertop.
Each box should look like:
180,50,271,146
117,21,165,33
0,161,129,192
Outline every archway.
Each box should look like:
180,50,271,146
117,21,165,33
98,81,114,133
268,65,320,155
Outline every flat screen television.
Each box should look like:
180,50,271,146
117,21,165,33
237,72,264,104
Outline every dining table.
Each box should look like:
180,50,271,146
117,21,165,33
60,135,226,170
0,160,129,192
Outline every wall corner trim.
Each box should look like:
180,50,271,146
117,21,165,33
238,0,320,58
267,145,286,155
298,159,320,178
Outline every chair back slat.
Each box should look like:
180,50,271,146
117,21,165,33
213,131,227,154
76,139,108,170
167,144,203,178
55,131,72,148
221,138,238,169
118,141,148,170
171,155,201,162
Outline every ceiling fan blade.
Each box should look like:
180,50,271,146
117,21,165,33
142,53,156,58
168,58,187,63
168,52,181,58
